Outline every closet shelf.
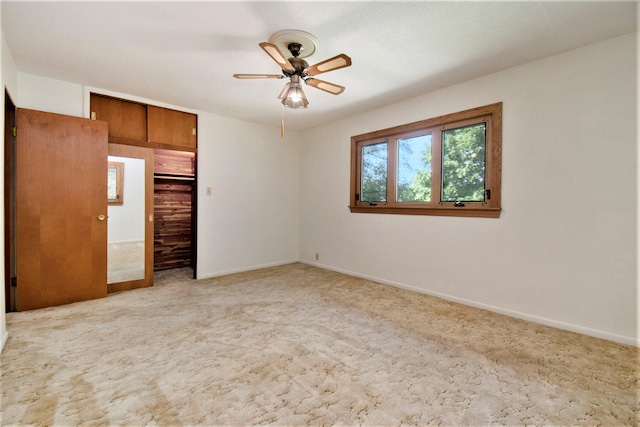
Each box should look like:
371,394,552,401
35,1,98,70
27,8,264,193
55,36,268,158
154,173,195,181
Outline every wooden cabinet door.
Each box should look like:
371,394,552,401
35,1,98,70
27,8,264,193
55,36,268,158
16,109,108,310
147,105,197,149
90,94,147,144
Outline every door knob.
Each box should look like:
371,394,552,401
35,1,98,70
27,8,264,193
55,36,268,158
97,214,106,221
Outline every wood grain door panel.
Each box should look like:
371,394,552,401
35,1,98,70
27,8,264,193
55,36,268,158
90,94,147,144
16,109,108,310
147,106,197,149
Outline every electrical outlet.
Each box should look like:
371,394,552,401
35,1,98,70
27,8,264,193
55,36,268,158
315,253,319,261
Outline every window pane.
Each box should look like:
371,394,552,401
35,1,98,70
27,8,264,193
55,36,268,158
361,142,387,202
442,122,486,202
107,167,118,200
397,134,432,202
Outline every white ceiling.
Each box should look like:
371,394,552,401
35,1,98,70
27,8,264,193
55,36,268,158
2,1,638,131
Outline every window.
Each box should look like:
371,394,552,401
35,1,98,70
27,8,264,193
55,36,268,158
350,103,501,218
107,161,124,205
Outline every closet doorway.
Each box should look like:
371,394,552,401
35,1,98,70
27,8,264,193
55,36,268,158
153,149,196,274
4,91,16,311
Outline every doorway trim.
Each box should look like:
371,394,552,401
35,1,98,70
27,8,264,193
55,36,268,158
4,90,16,312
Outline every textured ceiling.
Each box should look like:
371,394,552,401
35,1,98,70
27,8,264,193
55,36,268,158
2,1,638,131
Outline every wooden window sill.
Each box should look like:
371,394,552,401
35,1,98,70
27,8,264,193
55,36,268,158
348,205,501,218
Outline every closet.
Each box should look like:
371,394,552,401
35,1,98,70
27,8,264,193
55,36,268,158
90,93,197,284
154,149,196,271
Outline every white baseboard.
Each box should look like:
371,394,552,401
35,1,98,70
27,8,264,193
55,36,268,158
300,260,639,348
108,239,144,245
197,259,299,280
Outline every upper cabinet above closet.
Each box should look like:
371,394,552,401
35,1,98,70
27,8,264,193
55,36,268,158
147,105,197,150
90,93,197,151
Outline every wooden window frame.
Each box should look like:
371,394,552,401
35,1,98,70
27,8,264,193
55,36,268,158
350,103,502,218
107,161,124,205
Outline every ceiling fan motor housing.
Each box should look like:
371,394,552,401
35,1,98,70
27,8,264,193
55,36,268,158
283,43,309,77
287,43,303,57
284,57,309,77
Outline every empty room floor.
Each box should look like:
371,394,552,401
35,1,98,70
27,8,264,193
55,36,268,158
1,263,637,425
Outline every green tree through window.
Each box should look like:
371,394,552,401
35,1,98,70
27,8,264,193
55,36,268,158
361,142,387,202
442,123,486,201
398,134,431,202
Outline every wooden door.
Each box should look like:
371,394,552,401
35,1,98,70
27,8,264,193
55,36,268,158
16,109,108,310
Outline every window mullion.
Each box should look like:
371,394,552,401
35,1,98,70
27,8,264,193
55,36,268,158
431,128,442,206
484,117,495,207
388,138,398,205
355,141,364,205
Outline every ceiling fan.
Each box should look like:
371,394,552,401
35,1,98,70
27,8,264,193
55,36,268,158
233,30,352,109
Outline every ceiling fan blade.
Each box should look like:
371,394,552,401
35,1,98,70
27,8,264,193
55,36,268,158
259,42,295,72
233,74,284,79
306,54,352,76
305,78,345,95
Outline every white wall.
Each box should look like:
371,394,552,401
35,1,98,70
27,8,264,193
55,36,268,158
18,73,83,117
196,112,300,277
2,36,17,100
0,23,19,351
300,33,638,346
107,156,145,243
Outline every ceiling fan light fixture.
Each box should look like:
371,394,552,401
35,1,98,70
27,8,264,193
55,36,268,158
277,82,291,100
234,30,351,113
281,75,308,109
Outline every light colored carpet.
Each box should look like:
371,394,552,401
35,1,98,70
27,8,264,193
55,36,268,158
1,263,638,426
107,241,145,284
